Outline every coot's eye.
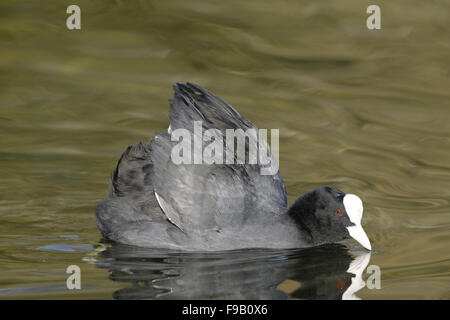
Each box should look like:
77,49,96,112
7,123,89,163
336,210,342,216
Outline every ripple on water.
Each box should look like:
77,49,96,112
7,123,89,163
38,244,95,252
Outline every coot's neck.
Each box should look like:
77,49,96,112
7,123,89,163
285,203,323,247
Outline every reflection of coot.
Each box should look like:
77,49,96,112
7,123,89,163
93,244,371,300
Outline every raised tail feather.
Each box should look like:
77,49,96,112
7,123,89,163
169,82,254,132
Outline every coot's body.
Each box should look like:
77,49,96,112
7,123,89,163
96,83,371,251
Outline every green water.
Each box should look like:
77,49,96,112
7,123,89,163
0,0,449,299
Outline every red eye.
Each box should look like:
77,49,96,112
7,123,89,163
336,278,344,290
336,210,342,216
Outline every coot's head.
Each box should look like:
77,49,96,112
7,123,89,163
287,186,371,250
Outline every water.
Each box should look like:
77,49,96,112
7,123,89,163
0,0,449,299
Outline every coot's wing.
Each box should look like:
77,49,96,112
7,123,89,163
151,83,287,234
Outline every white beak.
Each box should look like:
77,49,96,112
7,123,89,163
343,194,372,251
347,224,372,250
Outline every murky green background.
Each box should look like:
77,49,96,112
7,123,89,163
0,0,449,299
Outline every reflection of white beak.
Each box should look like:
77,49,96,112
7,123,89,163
342,251,372,300
343,194,372,251
347,225,372,251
